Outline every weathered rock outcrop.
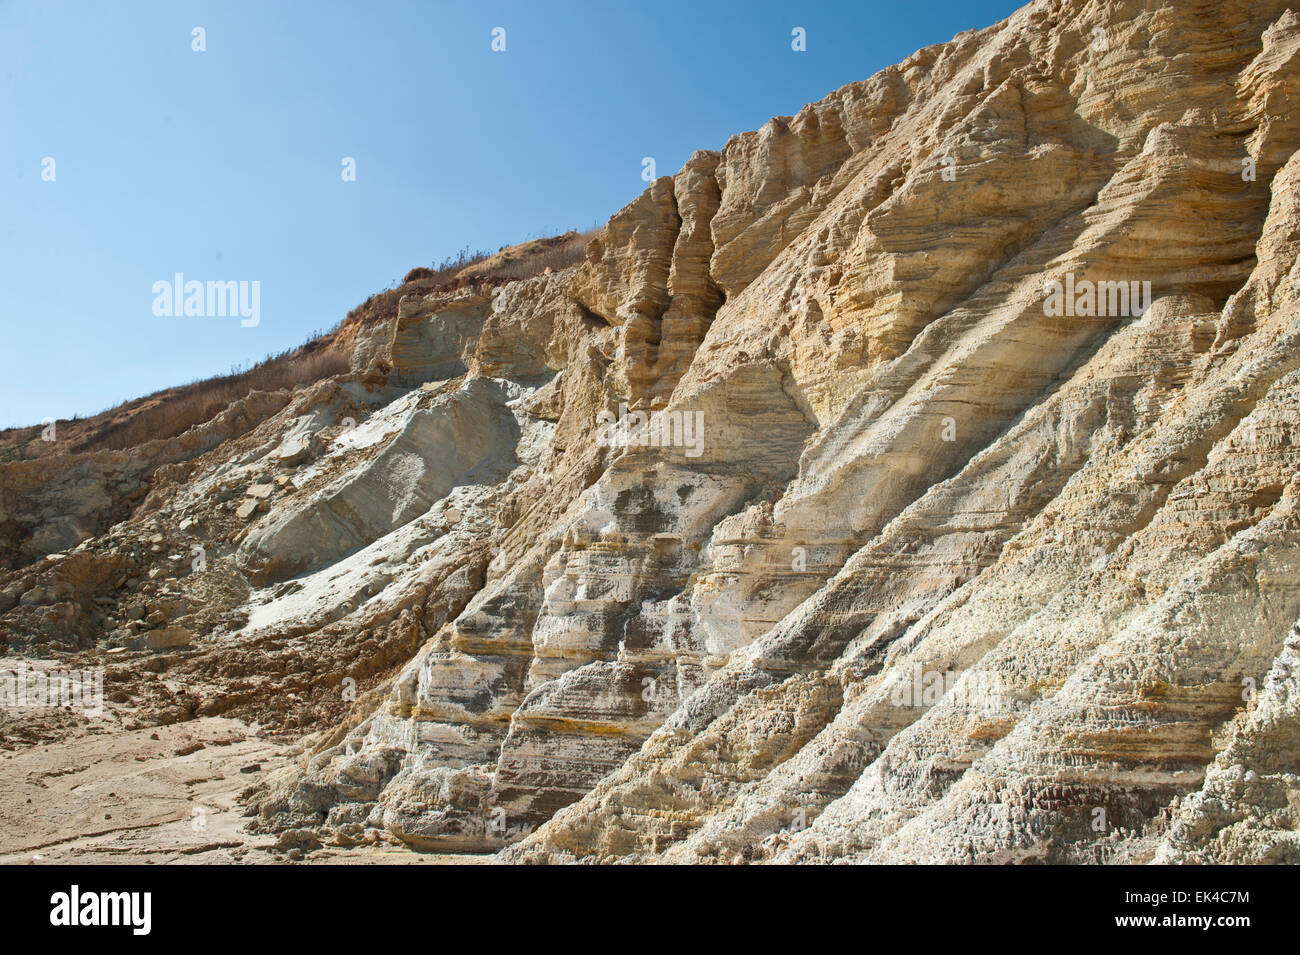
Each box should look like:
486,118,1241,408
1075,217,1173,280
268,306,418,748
6,0,1300,865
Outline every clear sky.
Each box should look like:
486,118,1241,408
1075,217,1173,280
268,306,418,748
1,0,1020,428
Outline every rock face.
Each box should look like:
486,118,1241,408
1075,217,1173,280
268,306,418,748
5,0,1300,864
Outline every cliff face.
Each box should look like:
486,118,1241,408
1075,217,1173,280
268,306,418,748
5,0,1300,863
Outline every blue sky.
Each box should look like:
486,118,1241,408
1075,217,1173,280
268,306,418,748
0,0,1019,427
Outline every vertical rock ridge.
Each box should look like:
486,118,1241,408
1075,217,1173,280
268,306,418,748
14,0,1295,865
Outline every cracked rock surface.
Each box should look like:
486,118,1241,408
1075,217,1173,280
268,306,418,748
4,0,1300,864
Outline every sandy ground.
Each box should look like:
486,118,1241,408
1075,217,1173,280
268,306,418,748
0,712,485,865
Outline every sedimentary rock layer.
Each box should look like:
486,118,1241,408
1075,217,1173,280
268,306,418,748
5,0,1299,865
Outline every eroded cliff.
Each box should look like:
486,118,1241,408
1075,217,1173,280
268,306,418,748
4,0,1300,864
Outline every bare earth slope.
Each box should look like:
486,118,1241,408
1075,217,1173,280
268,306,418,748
3,0,1300,864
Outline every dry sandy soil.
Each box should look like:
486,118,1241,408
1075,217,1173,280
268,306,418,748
0,658,481,865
